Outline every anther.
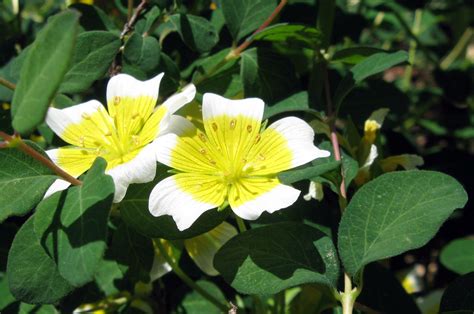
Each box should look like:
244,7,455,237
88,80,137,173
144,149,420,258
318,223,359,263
199,148,206,154
114,96,121,105
247,125,252,133
198,133,207,142
255,134,261,143
212,122,218,131
132,112,140,119
132,135,139,145
79,136,85,147
230,119,236,129
209,159,216,165
81,113,91,120
258,153,265,161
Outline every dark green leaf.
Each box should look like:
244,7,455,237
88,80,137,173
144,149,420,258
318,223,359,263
331,46,386,65
440,272,474,314
338,170,468,276
94,258,124,296
263,91,322,120
120,168,230,240
333,50,408,112
0,274,16,310
181,280,227,314
123,33,161,73
7,217,73,304
279,161,340,185
111,223,154,283
33,158,114,287
167,14,219,53
218,0,276,41
0,47,29,102
440,238,474,275
241,47,298,102
214,222,340,294
69,4,118,31
0,143,57,222
60,31,121,94
11,10,79,134
253,23,322,49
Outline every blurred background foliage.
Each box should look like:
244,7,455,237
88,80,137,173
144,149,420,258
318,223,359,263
0,0,473,313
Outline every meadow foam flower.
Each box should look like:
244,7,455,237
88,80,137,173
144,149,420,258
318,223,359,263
44,73,196,202
149,93,330,230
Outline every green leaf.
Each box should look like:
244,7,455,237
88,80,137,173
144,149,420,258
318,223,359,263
0,47,29,102
331,46,386,65
358,263,420,314
167,14,219,53
111,222,154,283
7,217,73,304
263,91,322,120
120,168,230,240
440,272,474,314
181,280,227,314
33,158,114,287
241,47,298,102
123,32,161,73
440,239,474,275
253,23,322,49
60,31,121,94
218,0,276,41
338,170,468,276
214,222,340,294
279,161,340,185
94,258,125,296
333,50,408,112
0,274,16,310
0,143,57,222
11,10,79,134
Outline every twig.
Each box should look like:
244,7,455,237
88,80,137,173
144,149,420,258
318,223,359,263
0,131,82,186
109,0,149,76
0,77,16,90
440,27,474,70
230,0,288,57
120,0,148,39
228,302,238,314
127,0,134,21
322,63,358,313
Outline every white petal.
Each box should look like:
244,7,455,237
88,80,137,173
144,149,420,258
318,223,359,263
106,142,159,203
148,176,217,231
45,100,106,138
154,133,177,168
202,93,264,121
361,144,379,169
184,222,238,276
268,116,330,168
232,184,301,220
106,73,164,102
161,84,197,114
43,179,71,199
162,115,197,136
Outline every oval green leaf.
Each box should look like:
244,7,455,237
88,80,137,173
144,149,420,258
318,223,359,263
338,170,468,276
440,238,474,275
214,222,340,295
11,10,79,134
7,217,73,304
60,31,121,94
33,158,114,287
0,142,57,222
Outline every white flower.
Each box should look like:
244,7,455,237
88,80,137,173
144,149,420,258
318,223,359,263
44,73,196,202
149,93,330,230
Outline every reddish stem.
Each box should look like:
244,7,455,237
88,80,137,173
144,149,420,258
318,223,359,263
231,0,288,57
0,131,82,186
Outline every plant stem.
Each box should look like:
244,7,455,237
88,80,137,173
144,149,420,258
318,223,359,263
0,131,82,186
127,0,134,21
193,0,288,86
322,63,358,314
403,9,422,91
440,27,474,70
155,240,229,312
235,215,247,233
120,0,148,39
0,77,16,90
231,0,288,57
